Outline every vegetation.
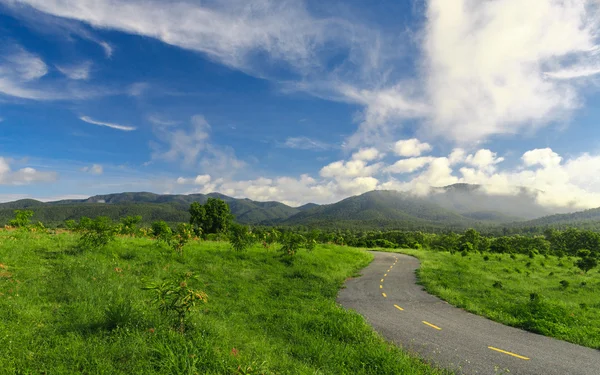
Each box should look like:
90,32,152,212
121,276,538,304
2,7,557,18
0,230,447,374
394,249,600,349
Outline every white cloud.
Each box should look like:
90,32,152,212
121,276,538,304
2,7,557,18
423,0,599,142
545,66,600,80
80,116,136,131
177,174,211,185
465,149,504,170
448,148,466,165
152,115,246,175
99,41,113,58
522,148,563,168
394,138,432,157
386,156,434,174
352,147,382,162
56,61,92,80
283,136,332,151
81,164,103,174
320,159,381,179
128,82,149,97
0,157,57,185
0,45,49,99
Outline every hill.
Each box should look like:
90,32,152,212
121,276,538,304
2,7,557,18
0,192,303,226
281,190,481,230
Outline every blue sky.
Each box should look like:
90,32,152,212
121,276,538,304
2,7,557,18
1,0,600,209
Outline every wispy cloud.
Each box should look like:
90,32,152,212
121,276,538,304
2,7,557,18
99,41,113,58
56,61,92,80
80,116,136,131
80,163,103,174
545,66,600,80
282,136,334,151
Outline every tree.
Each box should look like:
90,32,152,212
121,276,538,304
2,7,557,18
228,223,255,252
9,210,34,228
189,198,232,235
576,249,598,273
78,216,116,250
151,221,172,243
119,215,142,235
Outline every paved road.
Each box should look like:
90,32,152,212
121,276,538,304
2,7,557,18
337,251,600,374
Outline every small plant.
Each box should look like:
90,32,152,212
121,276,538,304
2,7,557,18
280,232,305,257
493,281,503,289
559,280,570,289
171,223,194,256
228,224,255,252
483,255,490,261
77,216,116,251
152,221,173,244
143,272,208,333
510,254,517,260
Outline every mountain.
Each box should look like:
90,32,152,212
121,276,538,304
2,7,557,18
280,190,480,230
0,192,302,226
511,207,600,231
426,183,557,220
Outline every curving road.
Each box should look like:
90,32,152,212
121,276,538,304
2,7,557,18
337,251,600,375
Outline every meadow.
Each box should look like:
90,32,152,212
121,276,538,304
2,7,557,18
0,230,448,375
396,249,600,349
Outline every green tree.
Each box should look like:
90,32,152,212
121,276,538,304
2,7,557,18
9,210,34,228
151,220,172,244
228,223,255,252
189,198,232,235
576,249,598,273
119,215,142,235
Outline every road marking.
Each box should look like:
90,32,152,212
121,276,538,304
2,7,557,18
384,273,387,277
380,285,383,289
387,269,390,272
422,321,442,330
382,293,387,298
381,278,384,282
488,347,530,360
394,304,404,311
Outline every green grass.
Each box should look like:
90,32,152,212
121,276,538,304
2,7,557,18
0,231,448,375
393,249,600,349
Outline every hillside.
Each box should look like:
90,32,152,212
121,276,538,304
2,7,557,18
0,192,303,226
281,190,480,230
426,183,556,220
511,207,600,231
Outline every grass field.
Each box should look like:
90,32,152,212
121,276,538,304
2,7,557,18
0,230,448,375
395,249,600,349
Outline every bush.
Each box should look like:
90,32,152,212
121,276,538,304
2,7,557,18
151,221,172,243
78,216,116,251
559,280,570,289
143,272,208,333
8,210,34,228
280,232,306,257
228,224,255,252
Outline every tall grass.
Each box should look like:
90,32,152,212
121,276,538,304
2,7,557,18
0,231,447,374
396,249,600,349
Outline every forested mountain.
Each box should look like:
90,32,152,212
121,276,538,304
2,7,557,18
1,186,599,231
281,190,481,230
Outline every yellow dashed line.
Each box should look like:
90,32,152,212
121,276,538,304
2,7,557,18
380,285,383,289
382,292,387,298
488,347,530,360
422,321,442,330
387,269,390,272
381,278,384,282
384,273,387,277
393,304,404,311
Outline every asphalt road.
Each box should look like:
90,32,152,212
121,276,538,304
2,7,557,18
337,251,600,375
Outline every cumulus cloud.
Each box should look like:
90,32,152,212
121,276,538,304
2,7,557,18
352,147,382,162
80,116,136,131
522,148,562,168
423,0,600,142
394,138,432,157
56,61,92,80
320,159,381,179
465,149,504,170
0,157,57,185
386,156,434,174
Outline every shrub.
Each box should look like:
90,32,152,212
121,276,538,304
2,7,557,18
8,210,34,228
77,216,116,251
559,280,570,289
143,272,208,333
228,224,255,252
151,221,172,243
493,281,503,289
280,232,306,257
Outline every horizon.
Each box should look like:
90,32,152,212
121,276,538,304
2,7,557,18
2,1,600,209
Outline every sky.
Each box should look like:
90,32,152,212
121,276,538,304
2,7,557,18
1,0,600,209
